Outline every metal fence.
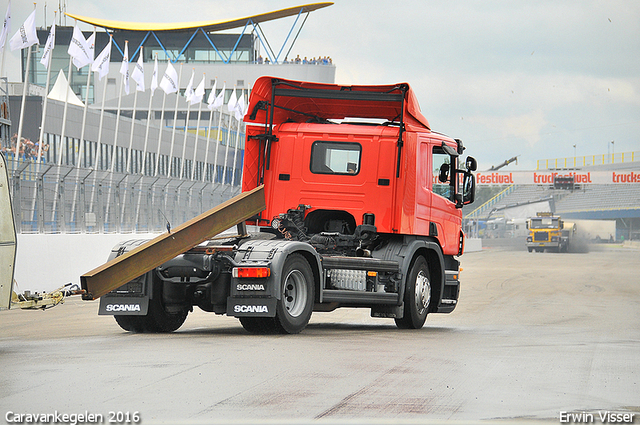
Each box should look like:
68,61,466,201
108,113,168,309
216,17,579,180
6,155,241,234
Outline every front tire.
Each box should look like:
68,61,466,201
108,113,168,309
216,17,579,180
273,254,314,334
395,255,431,329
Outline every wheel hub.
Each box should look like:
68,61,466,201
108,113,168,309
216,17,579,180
414,270,430,314
283,270,307,317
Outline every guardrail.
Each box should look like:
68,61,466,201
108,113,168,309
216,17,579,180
5,155,241,234
537,151,639,170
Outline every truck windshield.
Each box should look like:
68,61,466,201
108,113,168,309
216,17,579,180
310,141,361,175
530,218,559,229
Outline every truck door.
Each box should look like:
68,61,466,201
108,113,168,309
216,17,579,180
430,140,461,256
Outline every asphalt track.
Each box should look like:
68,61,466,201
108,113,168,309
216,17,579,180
1,243,639,425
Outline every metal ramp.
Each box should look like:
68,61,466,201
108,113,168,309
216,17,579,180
81,185,265,300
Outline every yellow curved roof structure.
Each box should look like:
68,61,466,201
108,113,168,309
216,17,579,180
66,3,333,32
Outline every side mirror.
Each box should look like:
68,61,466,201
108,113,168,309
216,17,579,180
466,156,477,172
462,172,475,205
439,163,449,183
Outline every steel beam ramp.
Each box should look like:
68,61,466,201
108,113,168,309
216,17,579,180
81,185,265,300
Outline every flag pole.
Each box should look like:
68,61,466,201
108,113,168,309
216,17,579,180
191,73,205,180
93,34,112,173
36,16,55,173
222,86,237,187
105,40,128,227
201,78,217,182
212,83,225,184
231,111,242,189
179,69,194,179
141,53,157,176
16,0,36,162
167,63,183,178
222,113,232,187
125,45,142,174
110,40,128,173
70,27,95,226
76,27,95,169
153,90,167,177
57,56,74,166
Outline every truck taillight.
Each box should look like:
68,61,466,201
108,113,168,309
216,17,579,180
232,267,271,278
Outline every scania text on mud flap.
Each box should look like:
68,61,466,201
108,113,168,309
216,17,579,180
84,77,477,334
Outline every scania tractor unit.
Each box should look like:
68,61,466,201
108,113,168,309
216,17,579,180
82,77,477,334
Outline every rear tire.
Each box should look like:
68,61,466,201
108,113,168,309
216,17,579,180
273,254,314,334
239,317,278,334
114,315,146,332
395,256,431,330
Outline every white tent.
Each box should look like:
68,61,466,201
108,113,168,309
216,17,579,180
47,70,84,107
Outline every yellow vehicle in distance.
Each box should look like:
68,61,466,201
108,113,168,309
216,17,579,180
526,212,575,253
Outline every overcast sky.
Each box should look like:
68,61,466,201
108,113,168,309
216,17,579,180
4,0,640,170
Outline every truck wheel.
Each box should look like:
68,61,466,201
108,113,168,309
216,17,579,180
274,254,314,334
114,280,188,333
239,317,278,334
114,315,146,332
395,255,431,329
527,247,533,253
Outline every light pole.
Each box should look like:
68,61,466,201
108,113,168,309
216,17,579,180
573,144,576,167
611,141,615,163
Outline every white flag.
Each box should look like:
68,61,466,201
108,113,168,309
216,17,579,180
120,42,130,95
159,61,179,95
206,79,217,110
227,86,237,113
184,69,195,102
92,37,111,80
40,24,55,69
212,82,225,110
234,93,246,121
68,25,92,69
131,52,145,92
9,9,37,51
0,2,11,53
86,31,95,60
150,55,158,93
191,75,205,105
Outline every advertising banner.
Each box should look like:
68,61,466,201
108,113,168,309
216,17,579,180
475,170,640,185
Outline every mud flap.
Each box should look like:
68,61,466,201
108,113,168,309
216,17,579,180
0,154,17,311
99,296,150,316
227,297,277,317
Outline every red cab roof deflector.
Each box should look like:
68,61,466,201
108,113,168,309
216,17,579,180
244,76,430,130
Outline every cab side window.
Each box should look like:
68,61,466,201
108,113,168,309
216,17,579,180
432,146,453,201
310,141,361,175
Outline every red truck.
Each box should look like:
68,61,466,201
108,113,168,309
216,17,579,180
90,76,477,334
